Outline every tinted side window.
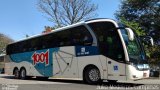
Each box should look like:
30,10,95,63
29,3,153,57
88,22,125,62
6,25,93,54
105,30,125,61
46,34,58,48
21,41,28,52
6,44,13,55
12,42,21,54
56,29,72,47
28,38,41,50
54,25,93,47
71,26,93,46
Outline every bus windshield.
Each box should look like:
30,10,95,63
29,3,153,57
120,28,149,70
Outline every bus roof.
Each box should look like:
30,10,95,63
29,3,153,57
9,18,117,45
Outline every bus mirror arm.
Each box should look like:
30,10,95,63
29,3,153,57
140,36,154,46
149,37,154,46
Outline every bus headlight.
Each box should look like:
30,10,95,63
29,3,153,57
136,64,149,70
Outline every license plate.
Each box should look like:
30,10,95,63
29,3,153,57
143,73,147,77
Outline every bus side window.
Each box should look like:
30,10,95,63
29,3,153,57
106,30,125,61
88,22,125,62
83,31,93,46
57,29,72,47
71,26,93,46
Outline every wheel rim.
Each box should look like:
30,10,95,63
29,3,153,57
21,69,26,78
88,69,100,81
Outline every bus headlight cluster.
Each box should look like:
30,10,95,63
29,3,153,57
136,64,149,70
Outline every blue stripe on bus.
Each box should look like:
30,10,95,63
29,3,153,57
10,48,60,77
9,46,99,77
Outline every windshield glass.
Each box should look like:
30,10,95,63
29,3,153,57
120,28,147,65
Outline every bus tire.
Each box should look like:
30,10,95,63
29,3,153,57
84,66,101,84
20,68,27,80
13,68,19,79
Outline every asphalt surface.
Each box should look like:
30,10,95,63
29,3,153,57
0,74,160,90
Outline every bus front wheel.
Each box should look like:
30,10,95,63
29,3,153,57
84,66,101,84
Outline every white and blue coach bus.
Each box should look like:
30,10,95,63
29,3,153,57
5,19,150,84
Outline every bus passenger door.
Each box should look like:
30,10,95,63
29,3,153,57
99,30,127,80
104,31,127,81
107,58,126,80
87,22,127,81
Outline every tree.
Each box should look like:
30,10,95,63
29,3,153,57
119,17,145,36
42,26,52,34
116,0,160,64
0,33,13,54
38,0,98,27
116,0,160,43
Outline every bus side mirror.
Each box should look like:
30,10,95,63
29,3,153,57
140,36,154,46
126,28,134,41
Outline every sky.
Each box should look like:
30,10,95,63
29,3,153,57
0,0,120,41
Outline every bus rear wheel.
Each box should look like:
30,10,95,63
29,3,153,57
13,68,19,79
84,67,101,84
20,68,27,80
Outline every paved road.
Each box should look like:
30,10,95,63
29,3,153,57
0,74,160,90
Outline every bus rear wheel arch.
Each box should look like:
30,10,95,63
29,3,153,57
83,65,101,84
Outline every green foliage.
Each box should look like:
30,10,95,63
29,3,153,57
116,0,160,42
116,0,160,65
119,17,146,36
146,45,160,64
